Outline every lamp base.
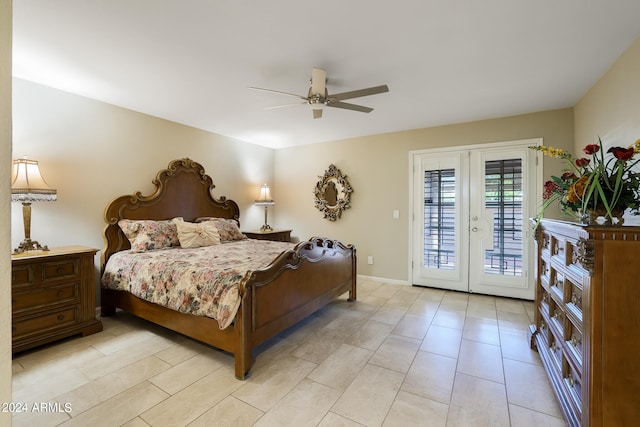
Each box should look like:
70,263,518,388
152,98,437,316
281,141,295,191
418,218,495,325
13,238,50,255
260,224,273,231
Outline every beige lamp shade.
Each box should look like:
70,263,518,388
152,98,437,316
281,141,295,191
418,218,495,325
11,158,57,202
255,184,275,206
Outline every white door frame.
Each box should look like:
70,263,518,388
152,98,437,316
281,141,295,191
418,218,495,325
408,138,543,298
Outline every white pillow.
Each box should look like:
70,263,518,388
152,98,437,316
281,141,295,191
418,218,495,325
173,218,221,248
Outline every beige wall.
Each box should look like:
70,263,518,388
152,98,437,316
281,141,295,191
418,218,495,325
275,108,574,282
1,0,11,424
575,36,640,152
11,79,275,294
574,36,640,227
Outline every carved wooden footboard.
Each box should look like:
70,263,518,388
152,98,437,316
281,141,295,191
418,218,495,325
235,236,356,377
100,158,356,379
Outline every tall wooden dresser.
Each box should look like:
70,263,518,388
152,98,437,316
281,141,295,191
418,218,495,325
11,246,103,353
530,219,640,426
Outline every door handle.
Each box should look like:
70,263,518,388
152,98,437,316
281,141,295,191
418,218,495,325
471,227,478,232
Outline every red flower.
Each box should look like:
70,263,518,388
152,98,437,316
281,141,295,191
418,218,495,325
583,144,600,155
561,172,577,181
543,180,561,200
608,146,635,160
575,158,590,168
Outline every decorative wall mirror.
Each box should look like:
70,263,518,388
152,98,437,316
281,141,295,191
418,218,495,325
314,164,353,221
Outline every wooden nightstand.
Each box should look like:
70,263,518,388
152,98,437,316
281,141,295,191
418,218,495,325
11,246,103,354
243,229,292,242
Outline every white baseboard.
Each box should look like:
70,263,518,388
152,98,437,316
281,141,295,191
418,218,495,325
357,274,410,286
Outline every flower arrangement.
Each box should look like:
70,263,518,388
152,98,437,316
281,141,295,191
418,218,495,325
529,138,640,225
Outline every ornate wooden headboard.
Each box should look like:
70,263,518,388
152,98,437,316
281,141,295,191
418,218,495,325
101,158,240,268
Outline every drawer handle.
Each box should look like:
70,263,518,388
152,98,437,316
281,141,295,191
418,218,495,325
57,314,65,321
56,267,65,274
553,276,563,287
554,311,562,320
571,293,582,307
567,373,575,387
57,290,65,297
550,342,557,352
571,335,582,347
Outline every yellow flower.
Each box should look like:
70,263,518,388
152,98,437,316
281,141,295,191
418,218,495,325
529,145,569,158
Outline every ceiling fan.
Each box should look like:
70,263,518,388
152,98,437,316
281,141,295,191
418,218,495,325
250,68,389,119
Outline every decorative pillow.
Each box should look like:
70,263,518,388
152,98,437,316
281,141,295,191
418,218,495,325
118,219,180,252
174,218,221,248
196,217,246,242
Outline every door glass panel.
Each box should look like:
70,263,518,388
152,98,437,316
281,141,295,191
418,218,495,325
484,159,523,276
423,169,456,270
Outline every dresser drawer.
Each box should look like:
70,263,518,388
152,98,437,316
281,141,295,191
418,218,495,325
540,230,551,257
565,279,583,323
567,238,591,275
548,328,564,373
550,235,568,264
12,307,78,338
540,288,551,317
12,283,78,314
566,319,583,368
549,268,565,303
42,258,79,283
549,302,565,338
563,358,583,422
540,258,551,286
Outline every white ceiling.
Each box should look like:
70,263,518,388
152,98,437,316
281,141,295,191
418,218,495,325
12,1,640,149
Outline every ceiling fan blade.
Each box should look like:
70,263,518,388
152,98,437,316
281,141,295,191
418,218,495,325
329,84,389,101
264,102,307,110
310,68,326,96
248,87,307,100
312,108,323,119
327,101,373,113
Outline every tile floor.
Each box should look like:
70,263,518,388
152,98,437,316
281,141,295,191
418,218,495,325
11,280,566,427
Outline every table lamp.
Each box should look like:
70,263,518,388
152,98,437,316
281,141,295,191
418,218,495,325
11,158,57,253
254,184,275,231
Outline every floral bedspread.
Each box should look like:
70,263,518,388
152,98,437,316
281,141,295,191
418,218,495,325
101,239,294,329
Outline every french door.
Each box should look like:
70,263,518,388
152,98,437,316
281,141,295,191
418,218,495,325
410,139,541,299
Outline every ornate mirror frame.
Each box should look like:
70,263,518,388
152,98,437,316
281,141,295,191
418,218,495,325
314,164,353,221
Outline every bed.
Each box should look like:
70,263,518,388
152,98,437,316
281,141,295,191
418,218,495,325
100,158,357,379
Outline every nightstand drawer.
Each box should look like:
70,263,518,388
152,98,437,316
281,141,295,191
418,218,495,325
12,307,78,337
42,258,79,282
244,229,292,242
12,265,33,286
12,283,78,313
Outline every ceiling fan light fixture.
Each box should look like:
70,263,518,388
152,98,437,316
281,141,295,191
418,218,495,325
250,68,388,119
308,95,325,110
